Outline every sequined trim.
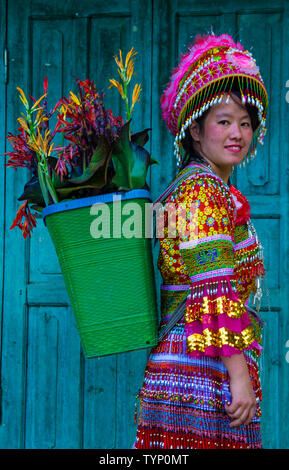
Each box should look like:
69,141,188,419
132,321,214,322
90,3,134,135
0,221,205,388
184,295,246,322
234,236,256,251
179,234,232,249
189,267,235,283
187,325,256,353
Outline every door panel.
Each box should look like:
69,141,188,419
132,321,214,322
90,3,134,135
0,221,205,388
25,306,82,449
1,0,151,449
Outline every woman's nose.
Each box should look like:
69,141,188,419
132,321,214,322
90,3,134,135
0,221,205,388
229,123,242,139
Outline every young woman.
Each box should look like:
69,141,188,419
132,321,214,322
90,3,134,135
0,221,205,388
133,33,268,449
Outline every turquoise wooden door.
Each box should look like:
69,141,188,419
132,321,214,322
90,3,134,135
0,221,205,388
1,0,152,449
1,0,288,449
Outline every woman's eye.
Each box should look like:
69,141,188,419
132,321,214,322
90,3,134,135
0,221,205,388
219,120,229,125
241,122,251,127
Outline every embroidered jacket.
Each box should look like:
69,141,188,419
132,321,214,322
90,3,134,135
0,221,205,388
157,163,265,357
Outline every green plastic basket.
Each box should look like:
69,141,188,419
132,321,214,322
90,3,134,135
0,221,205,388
43,190,158,358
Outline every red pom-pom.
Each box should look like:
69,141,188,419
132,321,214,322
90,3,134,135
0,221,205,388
230,185,251,225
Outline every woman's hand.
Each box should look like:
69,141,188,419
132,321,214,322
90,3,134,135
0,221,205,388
221,353,257,428
225,374,257,427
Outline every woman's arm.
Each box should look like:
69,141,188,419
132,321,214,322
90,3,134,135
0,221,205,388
221,353,256,427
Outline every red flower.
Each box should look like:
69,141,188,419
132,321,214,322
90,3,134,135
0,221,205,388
4,130,34,169
10,200,37,238
43,76,48,95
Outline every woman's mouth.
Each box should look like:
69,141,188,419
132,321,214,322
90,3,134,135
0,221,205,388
225,145,242,153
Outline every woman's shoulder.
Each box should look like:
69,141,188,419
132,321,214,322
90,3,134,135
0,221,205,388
170,165,231,202
169,165,237,223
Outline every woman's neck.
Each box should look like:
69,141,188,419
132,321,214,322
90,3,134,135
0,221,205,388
204,159,232,184
186,157,231,187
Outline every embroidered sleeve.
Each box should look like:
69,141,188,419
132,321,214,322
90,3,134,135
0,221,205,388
174,174,261,357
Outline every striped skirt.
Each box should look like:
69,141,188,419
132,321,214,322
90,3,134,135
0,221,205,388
134,318,262,449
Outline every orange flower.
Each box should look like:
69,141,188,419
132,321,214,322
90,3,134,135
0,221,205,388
113,49,124,71
125,47,137,68
28,128,51,155
131,83,142,110
126,59,135,82
109,47,141,120
125,47,138,82
17,117,29,133
108,79,125,99
70,91,80,106
31,92,46,111
16,87,29,108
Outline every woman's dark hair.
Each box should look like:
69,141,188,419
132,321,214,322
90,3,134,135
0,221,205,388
180,84,260,171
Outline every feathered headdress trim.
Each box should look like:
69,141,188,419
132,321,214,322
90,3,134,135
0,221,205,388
161,34,243,123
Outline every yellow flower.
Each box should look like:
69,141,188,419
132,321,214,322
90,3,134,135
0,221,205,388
108,79,125,99
48,142,54,155
125,47,137,82
42,129,51,154
34,109,44,127
113,47,138,83
125,47,137,68
126,59,135,82
27,140,38,153
17,117,29,133
28,128,51,155
59,105,67,120
31,93,46,111
17,87,28,108
70,91,80,106
114,50,124,71
131,83,141,110
109,47,142,120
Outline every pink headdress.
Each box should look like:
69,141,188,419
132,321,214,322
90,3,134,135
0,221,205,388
160,33,268,168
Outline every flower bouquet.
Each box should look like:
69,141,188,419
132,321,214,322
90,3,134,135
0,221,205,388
5,48,159,357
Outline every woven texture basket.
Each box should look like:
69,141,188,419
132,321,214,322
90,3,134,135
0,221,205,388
43,190,158,358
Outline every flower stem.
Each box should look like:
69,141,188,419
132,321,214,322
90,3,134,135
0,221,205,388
45,172,59,203
38,164,50,205
123,81,131,139
124,81,130,121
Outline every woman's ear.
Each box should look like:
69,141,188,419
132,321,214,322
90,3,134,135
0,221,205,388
189,121,201,142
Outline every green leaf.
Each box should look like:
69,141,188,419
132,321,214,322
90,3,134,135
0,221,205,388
38,164,50,206
18,176,44,203
111,121,133,190
56,161,112,197
56,185,86,197
45,173,59,203
131,128,151,147
51,167,64,188
111,122,157,190
129,141,151,189
18,154,70,204
69,135,111,185
30,205,44,213
84,152,112,188
149,155,160,165
56,182,104,196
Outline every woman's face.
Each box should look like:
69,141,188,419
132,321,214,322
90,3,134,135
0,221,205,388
189,94,253,182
